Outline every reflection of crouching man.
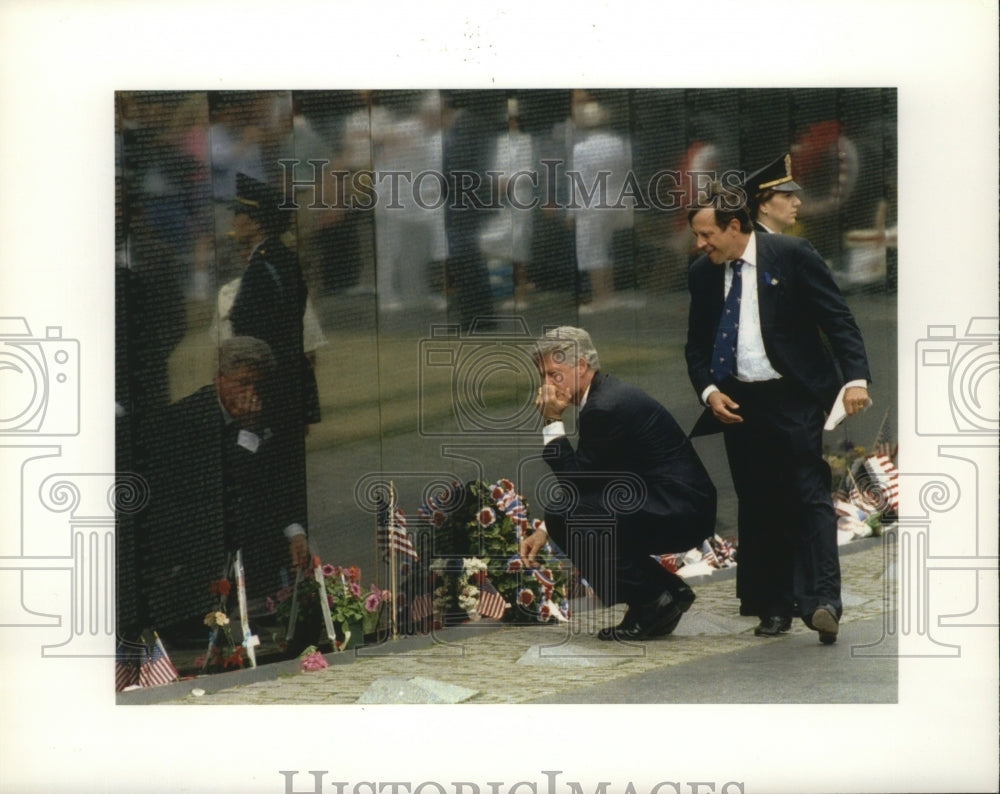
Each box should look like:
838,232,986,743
519,326,717,640
139,336,309,638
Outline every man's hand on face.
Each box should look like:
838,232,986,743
536,383,573,422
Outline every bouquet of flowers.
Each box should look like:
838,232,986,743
417,478,572,623
824,439,871,488
196,578,245,672
268,560,384,649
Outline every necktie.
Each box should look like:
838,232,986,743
710,259,744,381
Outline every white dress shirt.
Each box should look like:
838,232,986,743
701,233,866,405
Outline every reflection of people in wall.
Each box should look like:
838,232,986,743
570,101,636,313
228,172,320,429
137,337,310,636
479,97,537,308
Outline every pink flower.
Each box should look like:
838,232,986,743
478,507,496,527
301,651,328,672
322,564,336,577
349,582,362,598
365,593,380,611
381,589,393,602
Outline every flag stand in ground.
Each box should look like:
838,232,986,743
205,550,260,670
861,408,899,513
233,549,260,668
376,481,419,640
115,631,179,692
313,556,337,648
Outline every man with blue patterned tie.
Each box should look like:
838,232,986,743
684,184,871,644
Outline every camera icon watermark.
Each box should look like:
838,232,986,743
915,317,998,436
418,317,561,438
0,317,79,436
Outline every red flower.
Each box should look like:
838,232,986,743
491,486,504,500
223,646,245,669
518,589,534,606
346,565,362,582
499,478,515,491
209,579,231,597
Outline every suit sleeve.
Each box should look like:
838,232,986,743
543,405,623,476
792,240,872,385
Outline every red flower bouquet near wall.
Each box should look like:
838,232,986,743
417,479,574,624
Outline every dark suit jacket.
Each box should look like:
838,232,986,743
137,385,306,627
685,232,870,430
544,372,716,548
230,236,320,425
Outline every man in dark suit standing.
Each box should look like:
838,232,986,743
684,185,871,643
520,326,717,640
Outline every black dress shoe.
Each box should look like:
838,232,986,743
597,589,690,641
652,586,695,637
754,616,792,636
810,605,839,645
597,606,638,641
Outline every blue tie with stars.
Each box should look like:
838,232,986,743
710,259,744,381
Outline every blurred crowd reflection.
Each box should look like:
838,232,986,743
117,90,896,324
115,87,897,414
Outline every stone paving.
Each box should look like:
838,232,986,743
141,536,891,705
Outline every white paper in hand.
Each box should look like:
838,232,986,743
824,385,873,430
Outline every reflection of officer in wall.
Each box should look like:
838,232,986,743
228,172,319,431
139,336,310,638
744,153,803,235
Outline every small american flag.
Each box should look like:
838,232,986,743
115,642,142,692
410,592,434,622
377,503,419,561
476,578,508,620
864,454,899,511
116,636,178,691
139,636,179,688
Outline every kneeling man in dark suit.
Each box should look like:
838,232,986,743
519,326,717,640
137,336,310,638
